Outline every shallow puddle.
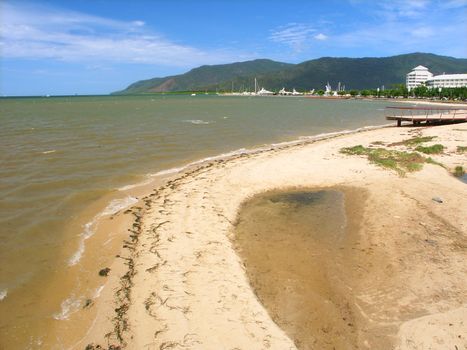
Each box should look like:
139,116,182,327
234,187,365,350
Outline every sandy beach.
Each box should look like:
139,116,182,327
79,122,467,350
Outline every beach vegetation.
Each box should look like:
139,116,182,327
390,135,437,147
340,145,430,176
340,145,368,155
415,144,445,154
425,157,445,168
457,146,467,153
404,136,437,146
454,166,465,177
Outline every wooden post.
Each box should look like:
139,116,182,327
397,119,401,127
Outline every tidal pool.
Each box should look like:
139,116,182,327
234,187,366,349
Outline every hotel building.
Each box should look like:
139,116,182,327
425,73,467,89
406,65,433,91
406,66,467,90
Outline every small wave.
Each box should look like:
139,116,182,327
68,239,86,267
41,150,56,154
182,119,211,125
118,179,153,191
82,221,94,240
0,289,7,301
68,220,95,266
101,196,138,216
152,165,190,177
120,125,390,194
93,285,105,299
150,148,249,178
53,295,82,320
68,196,137,266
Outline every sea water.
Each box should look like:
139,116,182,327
0,94,389,348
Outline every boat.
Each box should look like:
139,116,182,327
256,87,274,96
278,87,292,95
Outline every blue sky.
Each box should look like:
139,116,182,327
1,0,466,96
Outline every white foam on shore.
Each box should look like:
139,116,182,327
182,119,211,125
53,295,82,320
101,196,138,216
53,285,105,321
68,239,86,267
41,150,56,154
150,148,250,177
118,125,392,193
68,221,95,266
0,289,7,301
93,285,105,299
118,178,153,191
68,196,138,266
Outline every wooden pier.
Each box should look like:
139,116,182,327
385,106,467,127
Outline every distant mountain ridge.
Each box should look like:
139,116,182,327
114,53,467,94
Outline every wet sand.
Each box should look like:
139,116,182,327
76,123,466,350
234,188,366,349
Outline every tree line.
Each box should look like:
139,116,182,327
315,84,467,100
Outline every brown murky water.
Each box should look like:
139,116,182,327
0,95,388,348
234,188,367,349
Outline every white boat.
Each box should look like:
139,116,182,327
279,87,292,95
257,87,274,95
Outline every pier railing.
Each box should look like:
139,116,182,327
385,106,467,126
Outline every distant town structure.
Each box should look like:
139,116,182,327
406,66,467,90
406,65,433,90
425,73,467,89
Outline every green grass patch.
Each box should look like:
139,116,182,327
340,145,368,155
425,157,445,168
340,145,427,176
390,136,437,147
454,166,465,177
415,144,445,154
457,146,467,153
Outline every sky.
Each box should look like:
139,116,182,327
1,0,466,96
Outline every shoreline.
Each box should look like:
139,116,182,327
396,99,467,108
5,123,395,349
75,121,466,349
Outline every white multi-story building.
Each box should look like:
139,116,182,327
425,74,467,89
406,65,433,90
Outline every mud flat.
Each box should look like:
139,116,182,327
78,123,466,350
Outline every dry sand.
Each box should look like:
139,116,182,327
79,123,467,350
397,100,467,108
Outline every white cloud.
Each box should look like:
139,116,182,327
269,23,316,52
314,33,328,41
341,0,467,57
411,26,434,38
439,0,467,8
0,2,247,67
377,0,430,19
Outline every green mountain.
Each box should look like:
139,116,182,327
114,53,467,94
114,59,292,94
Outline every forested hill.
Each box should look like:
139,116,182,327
114,53,467,94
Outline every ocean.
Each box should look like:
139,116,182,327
0,94,390,348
